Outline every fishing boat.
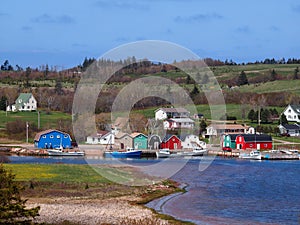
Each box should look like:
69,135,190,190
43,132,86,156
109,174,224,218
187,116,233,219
156,148,171,158
239,150,261,160
104,147,142,158
47,149,85,156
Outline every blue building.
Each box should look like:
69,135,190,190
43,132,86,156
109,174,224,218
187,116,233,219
34,129,72,149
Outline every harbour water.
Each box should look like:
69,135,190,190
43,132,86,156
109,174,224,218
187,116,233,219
148,158,300,225
5,155,300,224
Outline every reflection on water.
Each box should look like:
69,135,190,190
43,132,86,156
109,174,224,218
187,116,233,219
6,155,300,224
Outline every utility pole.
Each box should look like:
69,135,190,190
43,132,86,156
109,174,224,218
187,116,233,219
26,122,29,143
37,111,40,129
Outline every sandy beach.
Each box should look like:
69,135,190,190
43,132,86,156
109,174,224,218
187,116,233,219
27,197,170,225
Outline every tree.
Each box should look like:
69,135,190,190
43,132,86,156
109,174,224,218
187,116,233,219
201,73,209,84
279,114,288,125
261,108,270,123
0,95,8,111
0,164,40,224
200,119,207,133
1,60,14,71
270,69,277,81
293,67,299,80
24,67,31,88
248,109,255,122
190,85,200,100
237,71,248,86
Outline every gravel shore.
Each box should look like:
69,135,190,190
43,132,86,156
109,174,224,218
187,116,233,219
28,197,170,225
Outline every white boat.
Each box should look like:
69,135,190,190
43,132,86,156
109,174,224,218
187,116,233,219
190,147,207,156
239,150,261,160
156,148,171,158
47,149,85,156
156,147,207,158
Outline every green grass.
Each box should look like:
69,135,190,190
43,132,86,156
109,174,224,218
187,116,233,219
3,164,110,183
237,80,300,94
0,110,71,129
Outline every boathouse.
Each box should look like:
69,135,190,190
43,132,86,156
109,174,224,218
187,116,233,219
223,134,239,149
235,134,272,150
86,131,115,145
34,129,72,149
180,134,206,149
131,133,148,149
115,132,133,149
148,134,161,150
160,134,181,150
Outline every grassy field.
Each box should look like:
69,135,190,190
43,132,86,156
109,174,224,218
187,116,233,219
237,79,300,94
0,110,71,129
3,164,110,183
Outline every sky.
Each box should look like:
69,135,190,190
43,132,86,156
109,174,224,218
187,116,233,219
0,0,300,69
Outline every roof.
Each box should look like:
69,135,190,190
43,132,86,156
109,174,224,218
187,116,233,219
115,132,132,139
130,132,147,138
224,134,240,141
34,129,70,141
178,134,197,141
156,107,189,113
281,124,300,130
112,117,129,129
87,130,110,138
208,124,246,130
162,134,180,142
237,134,272,142
289,104,300,114
15,93,34,106
167,118,195,123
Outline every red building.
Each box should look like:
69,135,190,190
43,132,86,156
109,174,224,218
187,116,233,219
235,134,272,150
160,134,181,150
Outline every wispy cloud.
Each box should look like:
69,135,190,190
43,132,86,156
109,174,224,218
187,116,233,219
235,26,251,33
291,4,300,13
94,0,149,10
270,26,280,32
32,14,75,24
22,26,33,31
174,13,223,23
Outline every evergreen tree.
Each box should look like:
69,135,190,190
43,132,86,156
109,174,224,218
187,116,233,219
237,71,248,86
24,67,31,88
201,73,209,84
270,69,277,81
294,67,299,80
279,114,288,125
190,85,200,100
0,95,7,111
261,108,270,123
0,164,40,224
55,77,64,95
247,109,255,122
200,119,207,133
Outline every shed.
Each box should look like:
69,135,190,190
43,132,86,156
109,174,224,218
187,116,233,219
160,134,181,150
223,134,239,149
131,133,148,149
34,129,72,149
235,134,272,150
148,135,161,150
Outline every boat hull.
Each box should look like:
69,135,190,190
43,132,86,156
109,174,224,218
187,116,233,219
47,149,85,156
104,150,142,158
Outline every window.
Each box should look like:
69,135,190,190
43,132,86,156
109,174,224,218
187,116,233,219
264,144,267,147
64,135,68,138
288,109,291,113
50,135,54,138
57,135,60,138
42,135,46,138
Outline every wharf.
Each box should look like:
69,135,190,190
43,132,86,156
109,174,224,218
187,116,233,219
262,153,299,160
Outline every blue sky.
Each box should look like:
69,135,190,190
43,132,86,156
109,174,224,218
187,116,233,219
0,0,300,69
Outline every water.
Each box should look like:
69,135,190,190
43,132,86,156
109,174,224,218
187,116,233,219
6,155,300,224
148,158,300,225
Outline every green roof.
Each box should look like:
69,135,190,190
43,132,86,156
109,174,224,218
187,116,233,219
15,93,33,107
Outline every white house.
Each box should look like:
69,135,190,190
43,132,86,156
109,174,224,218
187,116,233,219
278,124,300,137
163,118,195,130
206,124,250,136
180,134,207,149
86,131,114,145
283,104,300,123
155,107,190,120
7,93,37,112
